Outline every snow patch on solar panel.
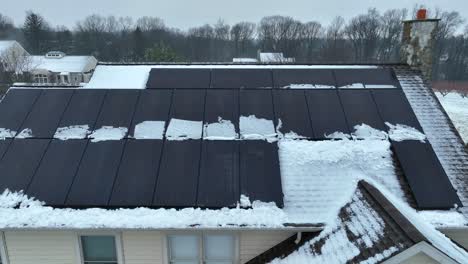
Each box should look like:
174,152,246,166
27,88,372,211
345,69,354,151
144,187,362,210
339,83,365,89
386,122,426,142
203,117,238,140
166,118,203,140
89,126,127,142
282,84,335,89
16,128,33,138
239,115,276,140
133,121,165,139
54,125,90,140
0,128,16,139
352,124,388,140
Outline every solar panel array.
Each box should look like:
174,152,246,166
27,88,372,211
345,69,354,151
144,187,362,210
0,67,462,210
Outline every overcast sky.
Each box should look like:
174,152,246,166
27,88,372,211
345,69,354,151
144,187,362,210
4,0,468,29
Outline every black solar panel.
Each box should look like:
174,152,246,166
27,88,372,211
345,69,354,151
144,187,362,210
27,140,87,205
109,140,163,207
339,90,386,131
146,68,211,89
240,141,283,207
273,90,313,138
58,90,107,131
305,90,349,138
0,139,11,159
153,140,201,207
66,141,126,207
240,89,274,120
372,89,423,132
94,90,139,129
0,89,41,136
204,89,239,133
272,69,335,88
198,141,239,207
334,68,400,88
0,139,49,192
169,89,206,121
18,89,74,138
129,90,172,136
211,69,273,88
392,141,462,209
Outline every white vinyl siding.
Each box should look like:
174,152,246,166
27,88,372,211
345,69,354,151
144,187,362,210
399,252,440,264
122,231,164,264
441,229,468,249
240,231,293,263
4,231,77,264
0,232,7,264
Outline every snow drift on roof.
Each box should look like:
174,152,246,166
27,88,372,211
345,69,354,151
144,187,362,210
84,65,152,89
203,118,238,140
133,121,165,139
31,55,94,73
16,128,33,139
0,128,16,139
89,126,127,142
54,125,90,140
386,122,426,142
239,115,276,140
166,119,203,140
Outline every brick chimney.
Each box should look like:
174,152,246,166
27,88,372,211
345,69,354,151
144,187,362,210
401,9,440,80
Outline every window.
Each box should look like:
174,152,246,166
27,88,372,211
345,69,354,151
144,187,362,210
168,234,236,264
34,74,48,84
0,232,7,264
80,236,119,264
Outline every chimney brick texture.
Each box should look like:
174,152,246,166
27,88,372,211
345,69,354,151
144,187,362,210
401,19,439,80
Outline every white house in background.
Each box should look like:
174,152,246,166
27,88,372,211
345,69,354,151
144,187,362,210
30,51,97,85
0,41,30,70
232,52,295,63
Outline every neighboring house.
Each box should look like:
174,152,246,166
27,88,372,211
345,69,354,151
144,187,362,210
232,52,295,64
0,41,30,69
30,51,97,85
0,10,467,264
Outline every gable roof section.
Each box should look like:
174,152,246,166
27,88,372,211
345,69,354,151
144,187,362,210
249,181,468,264
31,55,96,73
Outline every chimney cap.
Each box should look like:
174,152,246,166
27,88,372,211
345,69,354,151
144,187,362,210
417,9,427,20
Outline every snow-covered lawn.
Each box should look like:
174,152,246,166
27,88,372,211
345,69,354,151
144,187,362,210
436,92,468,144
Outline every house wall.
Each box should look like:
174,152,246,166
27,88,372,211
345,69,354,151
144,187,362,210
441,229,468,249
398,252,440,264
1,230,293,264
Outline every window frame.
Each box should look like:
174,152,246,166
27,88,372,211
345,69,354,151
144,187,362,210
75,232,123,264
165,231,239,264
0,232,8,264
34,74,48,84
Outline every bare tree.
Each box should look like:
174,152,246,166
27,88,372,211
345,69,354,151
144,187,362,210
136,16,165,32
377,9,407,61
0,46,34,84
230,22,255,56
300,21,323,61
344,8,381,62
321,16,348,61
258,16,304,56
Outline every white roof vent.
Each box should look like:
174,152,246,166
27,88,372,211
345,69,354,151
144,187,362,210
45,51,66,59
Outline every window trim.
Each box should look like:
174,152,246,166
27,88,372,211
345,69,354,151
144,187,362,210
165,231,239,264
0,232,8,264
75,232,124,264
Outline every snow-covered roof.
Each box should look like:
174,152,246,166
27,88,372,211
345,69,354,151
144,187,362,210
259,52,295,63
31,55,96,73
266,181,468,264
0,41,18,54
233,58,258,63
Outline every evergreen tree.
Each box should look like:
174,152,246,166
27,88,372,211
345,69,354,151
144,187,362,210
22,11,50,53
132,26,145,61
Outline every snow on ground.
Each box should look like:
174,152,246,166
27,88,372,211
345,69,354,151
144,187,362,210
15,128,33,138
89,126,127,142
166,119,203,140
0,128,16,139
84,65,152,89
133,121,165,139
436,92,468,144
386,122,426,142
54,125,90,140
239,115,276,140
203,118,238,140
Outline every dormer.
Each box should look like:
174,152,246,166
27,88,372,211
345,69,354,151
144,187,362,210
45,51,66,59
